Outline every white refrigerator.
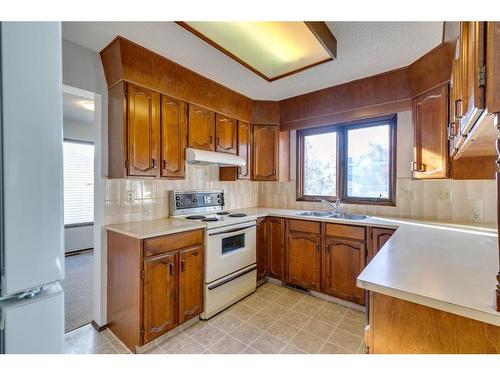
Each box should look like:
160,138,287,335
0,22,65,354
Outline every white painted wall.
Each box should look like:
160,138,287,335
62,38,108,327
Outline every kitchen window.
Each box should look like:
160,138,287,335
297,115,396,205
63,140,95,227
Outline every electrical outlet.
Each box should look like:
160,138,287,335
126,191,135,203
440,190,452,201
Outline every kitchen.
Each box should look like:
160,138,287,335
1,1,500,370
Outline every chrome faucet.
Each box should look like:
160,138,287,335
321,199,342,214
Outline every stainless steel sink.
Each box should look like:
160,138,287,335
297,211,368,221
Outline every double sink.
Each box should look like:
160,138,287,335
297,211,368,221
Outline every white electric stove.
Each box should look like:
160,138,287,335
169,190,257,319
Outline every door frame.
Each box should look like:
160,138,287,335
62,84,105,329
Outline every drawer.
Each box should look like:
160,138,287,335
326,223,365,240
144,229,203,257
288,219,321,234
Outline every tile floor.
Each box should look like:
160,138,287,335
64,282,367,354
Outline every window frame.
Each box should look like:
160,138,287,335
63,138,95,228
296,115,397,206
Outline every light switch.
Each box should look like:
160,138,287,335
440,190,452,201
126,191,135,202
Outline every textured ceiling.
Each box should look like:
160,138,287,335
62,21,443,100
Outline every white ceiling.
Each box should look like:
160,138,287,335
63,92,94,125
62,21,443,100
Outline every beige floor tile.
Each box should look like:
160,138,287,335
290,330,326,354
281,288,306,300
157,332,189,351
260,283,285,294
260,302,289,319
251,332,287,354
143,345,166,354
247,312,278,330
266,320,300,342
241,346,260,354
230,322,264,343
281,344,307,354
320,342,352,354
322,301,349,316
255,288,282,301
240,294,272,311
358,342,367,354
280,310,311,329
229,304,258,321
328,329,363,352
189,325,226,348
314,309,343,326
336,317,365,337
345,309,366,323
164,336,206,354
210,314,243,334
208,335,247,354
303,319,336,340
88,340,118,354
292,301,321,316
275,294,301,308
183,319,209,336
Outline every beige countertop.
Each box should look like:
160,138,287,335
106,206,500,326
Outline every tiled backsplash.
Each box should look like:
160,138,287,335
105,164,259,224
258,178,497,224
105,165,496,225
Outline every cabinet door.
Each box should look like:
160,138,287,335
412,84,449,179
143,252,178,343
179,246,203,324
267,217,285,280
323,237,366,305
256,218,268,282
368,227,395,264
126,83,160,177
252,124,279,181
161,96,186,179
237,121,251,179
286,232,321,291
215,114,237,154
188,104,215,151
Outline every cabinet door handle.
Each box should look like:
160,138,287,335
209,136,213,144
169,263,174,276
180,260,186,272
316,244,320,252
152,158,157,169
216,136,220,145
162,159,166,169
410,161,418,172
455,99,463,118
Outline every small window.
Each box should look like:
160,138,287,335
63,140,94,226
297,115,396,205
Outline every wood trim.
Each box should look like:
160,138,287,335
176,22,334,82
251,100,280,125
486,22,500,114
496,114,500,312
450,155,496,179
304,22,337,59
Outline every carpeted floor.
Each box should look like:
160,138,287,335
61,250,94,333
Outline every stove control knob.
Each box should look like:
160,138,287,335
217,194,221,198
193,198,198,203
176,196,180,201
176,202,180,207
218,199,221,203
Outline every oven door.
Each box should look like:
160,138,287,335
205,221,257,283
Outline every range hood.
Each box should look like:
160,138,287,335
185,148,246,166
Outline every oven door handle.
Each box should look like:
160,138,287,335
208,224,256,236
207,265,258,290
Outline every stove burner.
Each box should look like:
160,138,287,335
201,217,219,222
186,215,206,220
216,211,230,215
228,213,247,218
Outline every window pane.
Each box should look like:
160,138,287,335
63,141,94,225
346,125,390,198
303,132,336,197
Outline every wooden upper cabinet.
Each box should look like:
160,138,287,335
160,96,186,179
256,217,268,283
143,251,178,343
267,217,285,280
412,84,449,179
286,231,322,291
368,227,395,264
219,120,252,181
252,124,279,181
126,83,161,177
187,104,215,151
215,114,237,154
178,245,203,324
323,237,366,305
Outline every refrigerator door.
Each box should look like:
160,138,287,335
0,284,64,354
0,22,64,296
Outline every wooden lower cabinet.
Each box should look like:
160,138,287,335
143,252,178,343
107,229,204,352
267,217,285,279
256,218,268,283
323,237,366,305
286,231,322,291
368,227,395,264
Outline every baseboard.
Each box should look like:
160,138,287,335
91,320,108,332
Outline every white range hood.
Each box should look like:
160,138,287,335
185,148,246,166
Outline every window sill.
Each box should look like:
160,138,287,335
296,197,396,207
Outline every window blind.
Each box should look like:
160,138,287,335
63,141,94,226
